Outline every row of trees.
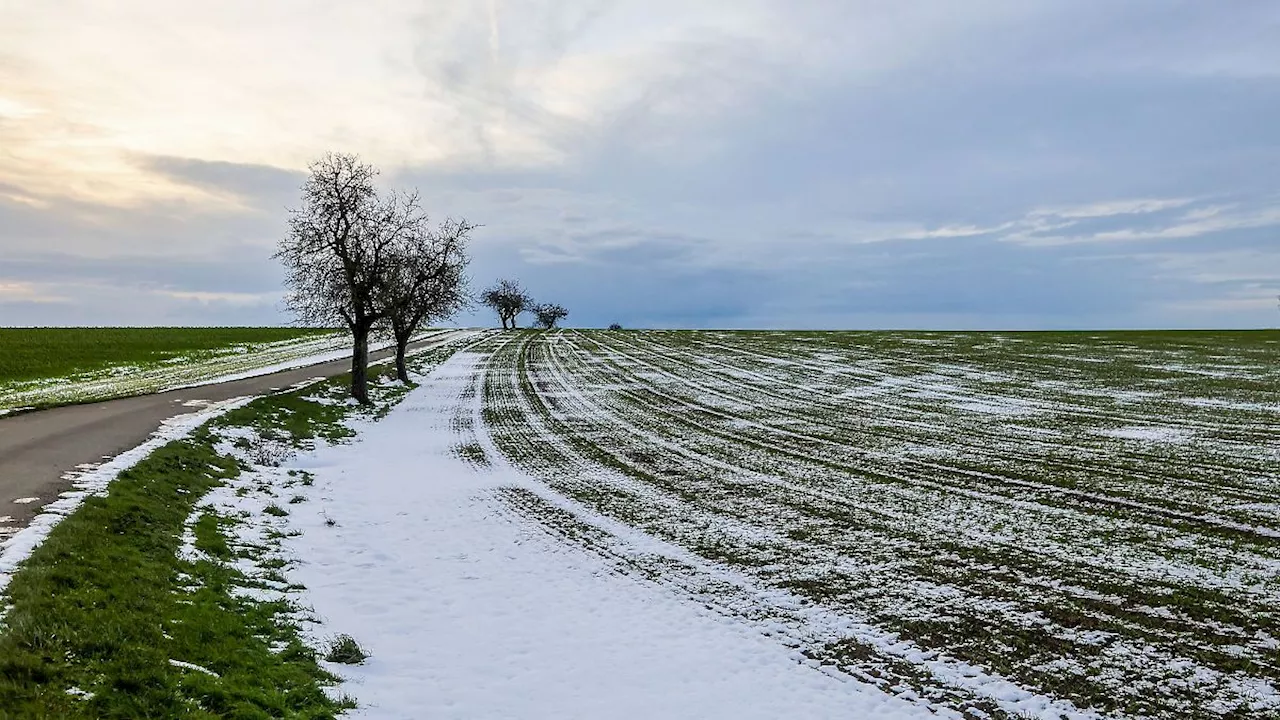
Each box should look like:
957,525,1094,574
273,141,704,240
478,278,568,330
276,153,473,404
276,153,574,404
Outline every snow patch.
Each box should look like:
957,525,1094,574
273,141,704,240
953,400,1039,417
168,659,220,677
160,331,453,392
0,396,255,604
1098,426,1196,443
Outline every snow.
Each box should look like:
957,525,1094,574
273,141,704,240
168,659,220,677
952,399,1039,417
0,329,468,411
160,330,457,392
0,331,482,595
1099,426,1196,443
1180,397,1280,414
0,396,255,604
277,352,937,719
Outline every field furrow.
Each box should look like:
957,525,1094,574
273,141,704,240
473,329,1280,720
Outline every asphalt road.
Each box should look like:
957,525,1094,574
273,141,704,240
0,331,471,535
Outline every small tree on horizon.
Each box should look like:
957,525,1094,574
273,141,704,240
533,303,569,329
479,279,533,329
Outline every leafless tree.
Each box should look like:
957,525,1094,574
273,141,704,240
479,279,533,329
532,303,569,329
380,214,476,381
275,152,408,404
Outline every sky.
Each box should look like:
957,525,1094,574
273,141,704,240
1,1,1278,330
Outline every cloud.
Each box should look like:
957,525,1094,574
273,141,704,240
161,290,281,306
1001,198,1280,246
1028,198,1197,220
2,2,1280,329
0,281,69,304
137,156,304,212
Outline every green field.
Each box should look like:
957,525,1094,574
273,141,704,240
0,327,345,411
0,327,334,385
464,329,1280,719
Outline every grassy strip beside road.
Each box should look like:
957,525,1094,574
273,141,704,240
0,435,347,719
0,327,335,385
0,340,466,718
0,327,353,413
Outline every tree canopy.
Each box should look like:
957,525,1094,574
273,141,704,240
479,279,533,329
276,152,474,401
533,303,569,329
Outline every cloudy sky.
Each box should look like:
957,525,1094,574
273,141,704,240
2,1,1278,329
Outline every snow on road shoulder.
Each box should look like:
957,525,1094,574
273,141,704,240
160,329,463,392
278,352,936,719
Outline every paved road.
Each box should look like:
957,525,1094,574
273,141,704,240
0,331,472,536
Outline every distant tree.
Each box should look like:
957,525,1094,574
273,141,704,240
380,213,476,382
532,303,569,329
608,323,623,331
479,279,533,329
276,152,410,404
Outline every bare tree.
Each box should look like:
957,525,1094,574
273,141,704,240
380,214,476,381
479,279,533,329
532,303,569,329
275,153,407,404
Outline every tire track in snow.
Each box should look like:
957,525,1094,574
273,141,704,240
485,331,1280,719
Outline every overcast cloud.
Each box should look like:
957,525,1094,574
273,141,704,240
1,1,1277,329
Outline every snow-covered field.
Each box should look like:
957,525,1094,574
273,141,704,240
0,329,449,411
281,354,939,718
195,330,1280,719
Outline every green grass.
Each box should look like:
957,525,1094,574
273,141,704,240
0,435,350,719
0,327,334,385
323,636,368,666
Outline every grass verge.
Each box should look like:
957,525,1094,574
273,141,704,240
0,327,335,386
0,338,472,719
0,434,349,719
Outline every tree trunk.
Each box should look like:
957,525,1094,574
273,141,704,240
351,322,372,405
394,333,410,383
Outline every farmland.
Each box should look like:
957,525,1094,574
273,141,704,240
0,327,343,411
3,327,1278,719
463,329,1280,719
